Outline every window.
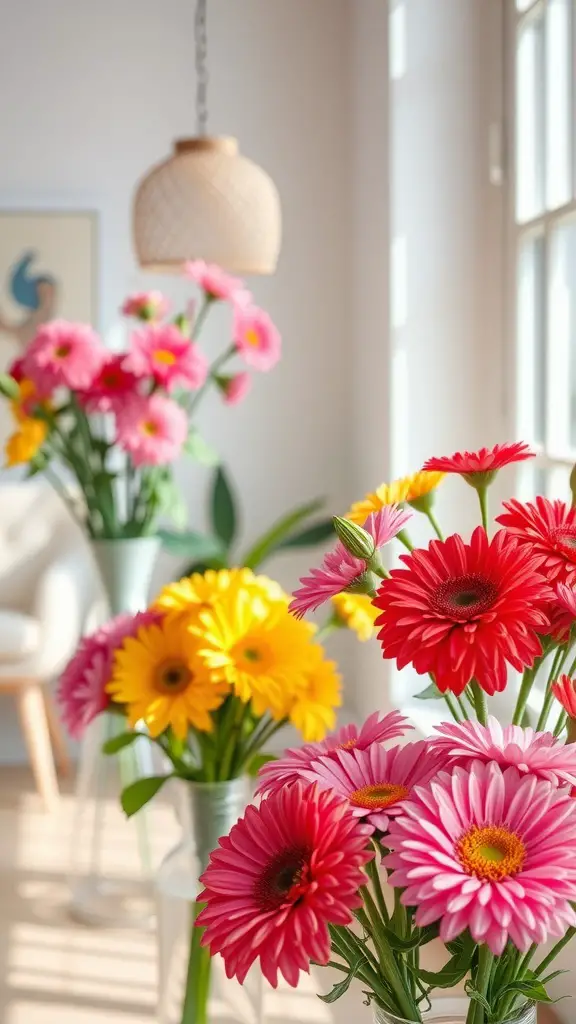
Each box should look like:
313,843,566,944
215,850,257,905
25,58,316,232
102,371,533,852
511,0,576,498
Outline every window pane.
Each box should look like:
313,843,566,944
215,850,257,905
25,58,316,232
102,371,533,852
546,0,572,209
517,0,538,10
517,234,546,443
516,14,545,222
547,219,576,451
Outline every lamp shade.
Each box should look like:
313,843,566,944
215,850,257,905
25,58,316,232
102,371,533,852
133,136,282,275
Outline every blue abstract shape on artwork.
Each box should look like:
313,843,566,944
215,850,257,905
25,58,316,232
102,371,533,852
10,251,56,311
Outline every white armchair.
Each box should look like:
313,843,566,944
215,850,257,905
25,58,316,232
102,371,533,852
0,480,101,809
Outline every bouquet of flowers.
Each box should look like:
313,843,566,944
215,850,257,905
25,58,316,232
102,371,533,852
1,261,281,539
196,442,576,1024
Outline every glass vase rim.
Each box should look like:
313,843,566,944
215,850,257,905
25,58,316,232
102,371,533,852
90,534,161,545
372,1000,535,1024
182,775,249,793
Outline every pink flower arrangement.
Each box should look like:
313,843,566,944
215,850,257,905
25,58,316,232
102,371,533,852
57,610,160,737
125,324,208,391
115,393,188,466
233,304,281,371
184,260,247,303
121,291,170,322
23,320,107,392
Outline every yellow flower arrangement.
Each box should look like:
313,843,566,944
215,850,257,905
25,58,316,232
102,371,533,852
331,592,380,642
346,470,445,523
154,567,286,623
5,417,47,467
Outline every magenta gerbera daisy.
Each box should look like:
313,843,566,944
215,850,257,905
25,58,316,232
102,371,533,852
183,260,247,303
125,323,208,391
78,355,139,413
374,527,550,696
386,761,576,954
423,442,534,486
301,741,444,833
431,716,576,788
257,710,412,796
497,497,576,586
290,506,412,618
197,782,373,987
115,393,188,466
24,320,107,392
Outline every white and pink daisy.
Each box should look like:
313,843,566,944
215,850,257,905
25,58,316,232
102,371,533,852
78,355,139,413
257,710,412,796
183,260,247,304
430,716,576,788
23,320,107,392
124,324,208,392
290,506,412,618
300,740,443,833
115,393,187,466
386,761,576,954
121,291,170,322
218,372,251,406
234,304,281,372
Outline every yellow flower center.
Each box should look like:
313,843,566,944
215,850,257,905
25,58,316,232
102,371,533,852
153,348,177,365
350,782,410,810
141,419,159,436
153,658,192,694
55,344,71,358
338,738,357,751
457,824,526,882
233,640,272,673
245,328,260,348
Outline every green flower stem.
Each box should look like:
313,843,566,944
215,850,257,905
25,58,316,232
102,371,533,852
219,701,250,780
512,668,536,726
425,507,444,540
477,486,489,531
366,850,390,925
470,680,488,726
534,927,576,979
236,717,286,773
554,710,568,737
315,619,341,644
187,343,236,418
396,529,414,552
329,925,395,1011
456,695,470,721
443,692,463,723
193,295,212,337
181,901,211,1024
536,644,570,731
466,944,494,1024
361,885,420,1021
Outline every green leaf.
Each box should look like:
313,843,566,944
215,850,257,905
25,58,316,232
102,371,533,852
241,498,325,569
26,451,49,477
211,466,237,548
464,983,491,1014
384,924,439,952
184,429,220,466
414,681,443,701
246,752,277,777
159,529,227,563
410,951,472,989
500,977,553,1004
318,955,366,1003
277,519,336,550
102,732,141,755
120,776,169,817
0,373,19,399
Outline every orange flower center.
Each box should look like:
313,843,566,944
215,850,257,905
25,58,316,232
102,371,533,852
432,573,498,620
457,824,525,882
153,658,192,694
350,782,410,810
55,344,71,358
153,348,177,366
141,419,159,436
338,738,357,751
233,640,272,673
254,846,311,910
245,327,260,348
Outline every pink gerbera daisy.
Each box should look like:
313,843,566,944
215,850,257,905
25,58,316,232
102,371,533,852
24,320,107,392
124,324,208,392
217,371,251,406
301,741,444,833
423,442,534,486
234,305,281,372
374,527,551,696
78,355,139,413
197,782,374,987
290,506,412,618
497,497,576,586
57,610,160,738
183,260,247,303
121,290,170,322
257,710,412,796
543,583,576,642
552,675,576,719
386,761,576,954
431,716,576,788
115,393,187,466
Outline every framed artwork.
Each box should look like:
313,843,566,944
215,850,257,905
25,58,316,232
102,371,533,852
0,207,98,444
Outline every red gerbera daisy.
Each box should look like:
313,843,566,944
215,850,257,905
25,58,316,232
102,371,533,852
423,441,534,487
497,497,576,586
196,783,373,987
374,527,550,696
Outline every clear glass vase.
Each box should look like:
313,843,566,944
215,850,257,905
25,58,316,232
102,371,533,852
157,777,263,1024
372,998,536,1023
68,535,161,929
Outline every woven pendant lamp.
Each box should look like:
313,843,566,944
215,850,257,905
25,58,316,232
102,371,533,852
132,0,281,275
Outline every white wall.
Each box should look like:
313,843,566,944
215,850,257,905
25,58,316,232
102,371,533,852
0,0,355,761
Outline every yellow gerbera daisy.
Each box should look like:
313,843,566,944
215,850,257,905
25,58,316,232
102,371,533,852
346,471,445,523
191,574,317,718
153,567,287,625
285,646,342,742
108,618,226,739
331,593,379,642
5,417,47,467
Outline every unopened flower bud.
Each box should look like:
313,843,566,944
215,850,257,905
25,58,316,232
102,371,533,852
0,374,20,400
570,464,576,508
333,516,375,560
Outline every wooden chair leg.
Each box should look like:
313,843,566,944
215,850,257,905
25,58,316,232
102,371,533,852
42,689,72,777
16,682,59,812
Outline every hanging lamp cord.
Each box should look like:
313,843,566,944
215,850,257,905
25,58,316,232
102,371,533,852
195,0,209,135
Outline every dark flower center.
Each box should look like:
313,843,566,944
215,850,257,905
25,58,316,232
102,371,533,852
432,573,498,620
153,658,192,694
254,846,311,910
